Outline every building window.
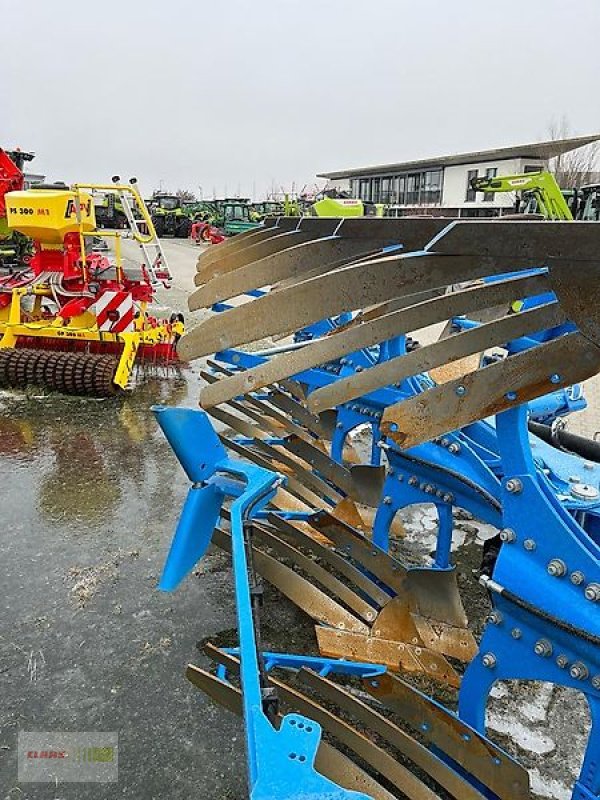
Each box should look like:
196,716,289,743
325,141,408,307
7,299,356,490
524,164,542,174
381,177,393,203
351,168,444,207
405,173,422,204
371,177,381,203
397,176,406,204
465,169,478,202
483,167,497,202
422,170,442,204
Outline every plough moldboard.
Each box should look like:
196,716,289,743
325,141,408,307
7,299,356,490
156,217,600,800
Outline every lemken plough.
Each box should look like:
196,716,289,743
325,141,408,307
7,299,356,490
0,179,183,395
157,217,600,799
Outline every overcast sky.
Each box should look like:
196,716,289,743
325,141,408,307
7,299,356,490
2,0,599,199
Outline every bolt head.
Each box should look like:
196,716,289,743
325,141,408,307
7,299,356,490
383,496,392,505
523,538,537,551
511,628,522,640
570,661,589,681
482,652,497,668
570,571,585,586
550,373,561,384
487,611,503,625
547,558,567,577
442,493,454,503
556,655,569,669
448,442,461,454
534,639,552,657
500,528,517,543
592,675,600,690
570,483,600,501
585,583,600,602
455,385,467,397
506,478,523,494
408,476,418,486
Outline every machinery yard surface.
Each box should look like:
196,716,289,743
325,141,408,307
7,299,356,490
0,239,595,800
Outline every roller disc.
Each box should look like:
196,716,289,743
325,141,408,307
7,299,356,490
1,349,120,397
23,350,51,386
73,355,94,395
9,350,30,388
58,353,84,394
32,351,56,388
90,354,119,396
43,352,64,392
13,351,30,388
0,349,18,387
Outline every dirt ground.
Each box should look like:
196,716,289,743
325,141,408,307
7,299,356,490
0,238,594,800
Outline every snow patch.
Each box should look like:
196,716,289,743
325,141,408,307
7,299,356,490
487,711,556,755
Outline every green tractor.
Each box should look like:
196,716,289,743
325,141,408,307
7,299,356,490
186,198,260,236
148,192,191,238
94,192,128,228
250,200,285,221
572,184,600,220
218,198,259,235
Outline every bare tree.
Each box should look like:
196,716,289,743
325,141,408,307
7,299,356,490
547,116,600,187
175,189,196,202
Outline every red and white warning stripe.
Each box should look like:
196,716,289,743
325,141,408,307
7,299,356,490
95,290,135,333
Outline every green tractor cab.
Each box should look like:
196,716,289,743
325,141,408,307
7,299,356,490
148,192,191,238
186,198,260,236
575,184,600,221
221,200,259,235
250,200,285,221
94,192,127,229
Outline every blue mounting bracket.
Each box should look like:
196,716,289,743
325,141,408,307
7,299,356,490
154,406,373,800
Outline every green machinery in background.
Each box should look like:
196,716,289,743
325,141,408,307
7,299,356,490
94,192,127,229
472,170,600,221
471,170,572,220
147,192,192,238
250,200,285,220
185,198,259,236
184,192,385,238
255,192,385,220
569,184,600,220
310,194,385,217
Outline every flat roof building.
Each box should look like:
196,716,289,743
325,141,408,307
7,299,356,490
318,134,600,217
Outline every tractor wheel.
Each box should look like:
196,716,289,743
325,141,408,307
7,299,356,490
153,216,165,238
176,217,191,238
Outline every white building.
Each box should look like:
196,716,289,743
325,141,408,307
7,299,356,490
318,134,600,217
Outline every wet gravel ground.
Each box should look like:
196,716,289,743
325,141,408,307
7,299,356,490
0,238,592,799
